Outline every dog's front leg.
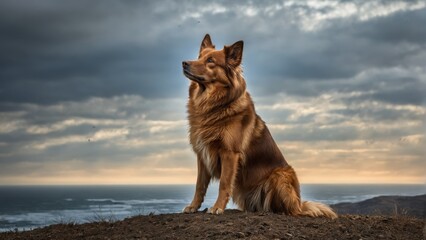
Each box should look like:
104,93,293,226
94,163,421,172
183,154,211,213
208,150,239,215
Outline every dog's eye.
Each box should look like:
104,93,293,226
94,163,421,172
206,57,214,63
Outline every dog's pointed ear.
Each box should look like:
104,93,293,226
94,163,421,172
200,34,215,53
225,40,244,67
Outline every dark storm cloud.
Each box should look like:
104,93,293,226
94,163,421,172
354,8,426,44
203,6,426,100
369,82,426,105
331,107,422,123
240,6,426,103
1,0,425,105
0,0,195,105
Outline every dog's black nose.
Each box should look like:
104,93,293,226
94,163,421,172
182,61,189,70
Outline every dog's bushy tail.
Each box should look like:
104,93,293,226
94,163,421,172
241,166,338,219
259,166,338,219
299,201,338,219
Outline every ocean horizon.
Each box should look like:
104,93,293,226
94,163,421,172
0,184,425,232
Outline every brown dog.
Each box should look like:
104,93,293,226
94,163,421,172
182,34,337,219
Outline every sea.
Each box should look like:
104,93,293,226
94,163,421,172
0,184,424,232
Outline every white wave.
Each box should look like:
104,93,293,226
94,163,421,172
86,198,115,202
1,199,188,232
1,212,55,225
300,198,342,205
0,207,138,233
86,198,187,205
88,204,132,211
305,194,387,205
0,227,38,232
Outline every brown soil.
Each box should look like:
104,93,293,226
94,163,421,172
1,210,424,240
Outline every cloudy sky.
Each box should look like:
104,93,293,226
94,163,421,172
0,0,425,185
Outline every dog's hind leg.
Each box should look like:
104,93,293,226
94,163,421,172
263,166,303,215
265,166,337,219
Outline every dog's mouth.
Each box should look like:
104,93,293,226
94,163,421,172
183,69,205,82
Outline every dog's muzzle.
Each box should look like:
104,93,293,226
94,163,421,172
182,61,204,82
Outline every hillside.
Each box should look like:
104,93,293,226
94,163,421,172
0,211,423,239
331,194,426,218
1,194,425,239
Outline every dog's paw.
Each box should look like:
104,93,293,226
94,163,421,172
182,205,198,214
207,207,224,215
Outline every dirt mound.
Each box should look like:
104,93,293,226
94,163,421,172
1,210,424,240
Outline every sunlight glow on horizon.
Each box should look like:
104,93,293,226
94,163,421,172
1,166,424,185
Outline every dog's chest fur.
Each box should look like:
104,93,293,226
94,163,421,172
194,135,218,176
189,117,228,178
187,85,256,178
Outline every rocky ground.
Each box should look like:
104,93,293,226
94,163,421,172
1,209,424,240
1,194,425,239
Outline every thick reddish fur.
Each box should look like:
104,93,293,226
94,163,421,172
182,34,337,219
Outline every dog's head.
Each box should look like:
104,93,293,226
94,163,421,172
182,34,244,90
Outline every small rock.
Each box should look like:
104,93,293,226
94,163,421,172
306,223,319,228
235,232,245,238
